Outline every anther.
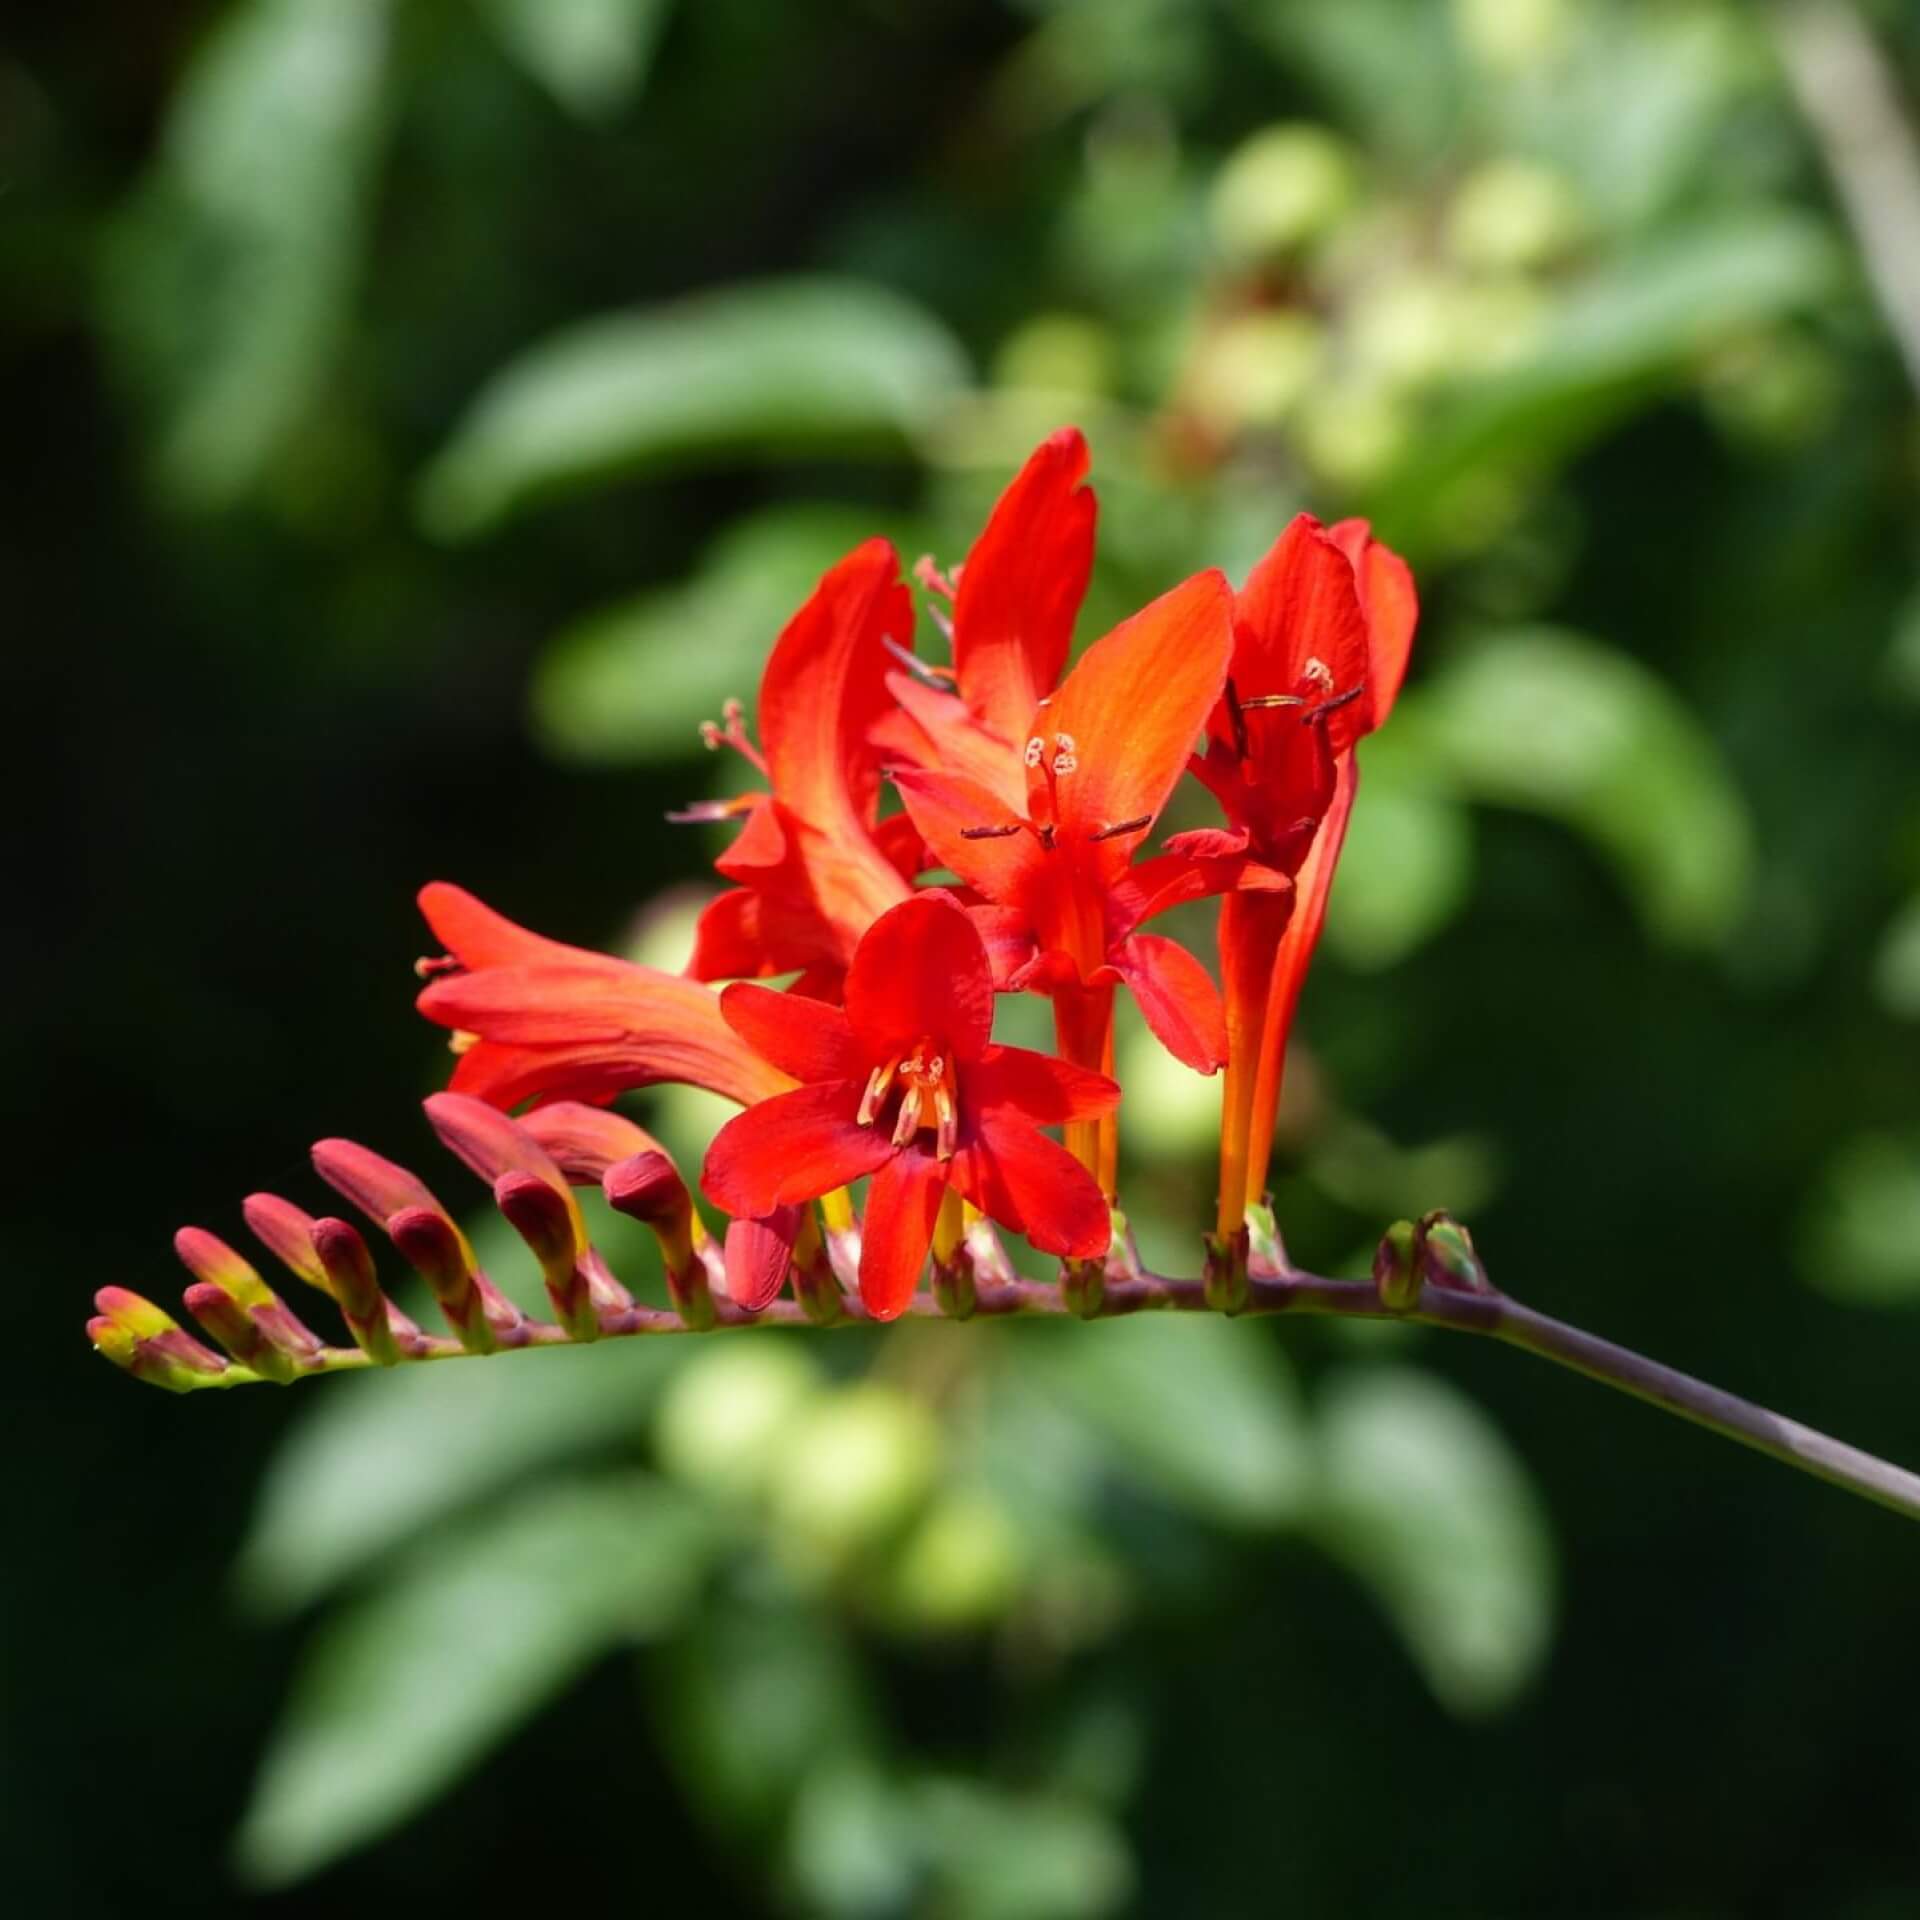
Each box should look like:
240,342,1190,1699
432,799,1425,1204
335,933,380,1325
1054,732,1077,755
961,823,1023,840
858,1059,898,1126
1089,814,1152,843
890,1084,926,1148
414,953,463,980
1304,682,1365,726
1303,657,1335,692
1024,736,1046,768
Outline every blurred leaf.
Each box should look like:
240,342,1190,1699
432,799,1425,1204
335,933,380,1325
418,277,971,538
1311,1366,1554,1714
1017,1316,1310,1527
1873,893,1920,1021
910,1777,1133,1920
479,0,673,121
1325,739,1476,968
665,1602,878,1835
787,1758,920,1916
1371,213,1840,547
100,0,393,508
1411,627,1754,946
1306,1117,1503,1222
236,1475,711,1885
1799,1132,1920,1305
237,1336,682,1613
533,504,911,764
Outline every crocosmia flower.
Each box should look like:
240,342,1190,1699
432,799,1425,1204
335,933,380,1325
702,891,1117,1319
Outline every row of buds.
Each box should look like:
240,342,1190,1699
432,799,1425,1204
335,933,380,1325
88,1097,753,1392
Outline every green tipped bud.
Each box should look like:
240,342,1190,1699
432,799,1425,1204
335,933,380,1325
89,1289,232,1392
1416,1210,1491,1295
1373,1219,1421,1312
311,1218,401,1365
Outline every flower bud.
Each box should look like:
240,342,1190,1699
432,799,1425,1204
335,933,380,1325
495,1172,599,1341
1372,1218,1420,1313
311,1217,400,1365
1416,1210,1490,1295
175,1227,320,1380
242,1192,330,1293
604,1150,713,1329
388,1205,501,1353
521,1103,665,1184
89,1288,230,1392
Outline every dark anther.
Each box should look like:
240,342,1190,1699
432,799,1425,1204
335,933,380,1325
1224,678,1250,761
1037,823,1057,851
961,823,1023,840
414,954,464,980
1089,814,1153,843
1237,692,1307,712
1303,683,1365,726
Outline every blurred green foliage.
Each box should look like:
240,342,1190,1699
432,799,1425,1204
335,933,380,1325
12,0,1920,1914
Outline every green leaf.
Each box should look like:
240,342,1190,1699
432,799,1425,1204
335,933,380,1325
1799,1132,1920,1305
1873,892,1920,1022
236,1475,711,1885
100,0,393,509
417,277,971,538
236,1334,683,1614
1310,1366,1554,1715
1410,626,1754,947
479,0,673,121
1371,213,1840,548
1325,737,1476,969
1015,1315,1310,1528
533,504,914,764
910,1777,1133,1920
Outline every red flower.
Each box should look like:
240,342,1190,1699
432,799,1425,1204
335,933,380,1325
871,428,1097,812
888,570,1235,1188
414,882,790,1111
702,892,1117,1320
683,538,920,996
1197,515,1418,1235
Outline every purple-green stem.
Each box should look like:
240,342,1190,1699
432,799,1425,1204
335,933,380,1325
178,1256,1920,1526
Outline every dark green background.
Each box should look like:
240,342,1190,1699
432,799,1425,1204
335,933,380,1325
9,2,1920,1913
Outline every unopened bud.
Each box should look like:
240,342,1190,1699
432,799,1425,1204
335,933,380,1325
522,1104,665,1184
427,1092,570,1194
605,1151,711,1328
175,1227,319,1380
496,1171,598,1340
90,1288,230,1391
388,1205,502,1353
242,1192,330,1292
1416,1211,1490,1295
1373,1219,1420,1312
312,1137,445,1226
311,1217,400,1365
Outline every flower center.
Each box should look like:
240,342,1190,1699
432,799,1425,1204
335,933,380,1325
856,1039,959,1160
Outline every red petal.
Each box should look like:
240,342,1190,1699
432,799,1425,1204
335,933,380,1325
720,982,864,1083
418,883,610,971
725,1205,805,1312
1329,518,1418,729
419,962,792,1108
701,1082,893,1216
857,1150,945,1320
887,674,1029,811
1036,569,1233,842
967,904,1037,989
758,537,911,842
844,891,995,1064
1112,933,1228,1074
892,768,1044,911
953,428,1096,748
968,1044,1118,1125
519,1103,664,1182
949,1113,1110,1259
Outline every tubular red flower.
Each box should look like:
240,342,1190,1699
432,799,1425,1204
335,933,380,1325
871,428,1097,811
702,892,1117,1320
1198,516,1419,1233
685,538,918,994
415,881,792,1111
892,570,1235,1183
